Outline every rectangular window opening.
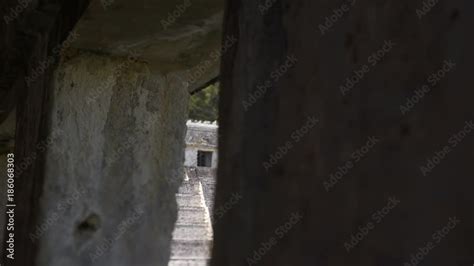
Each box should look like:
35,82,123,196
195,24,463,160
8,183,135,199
197,150,213,167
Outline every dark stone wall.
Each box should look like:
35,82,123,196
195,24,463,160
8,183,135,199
212,0,473,265
1,1,90,265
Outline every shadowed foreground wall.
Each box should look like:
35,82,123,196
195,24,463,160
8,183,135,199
212,0,473,265
1,1,91,265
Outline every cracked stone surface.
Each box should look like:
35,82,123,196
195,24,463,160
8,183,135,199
38,52,189,266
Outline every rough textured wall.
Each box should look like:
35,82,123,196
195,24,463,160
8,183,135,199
35,51,189,266
1,1,91,265
212,0,473,265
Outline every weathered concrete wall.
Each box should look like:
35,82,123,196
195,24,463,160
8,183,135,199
184,147,198,167
35,51,189,266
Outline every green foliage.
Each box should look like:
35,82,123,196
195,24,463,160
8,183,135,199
188,83,219,121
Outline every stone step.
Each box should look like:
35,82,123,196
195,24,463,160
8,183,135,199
176,194,203,208
200,177,216,184
170,178,214,266
168,259,209,266
177,206,204,211
172,224,212,240
170,240,212,259
176,207,209,225
178,181,201,195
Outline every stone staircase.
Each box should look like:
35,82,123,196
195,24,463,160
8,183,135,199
169,173,213,266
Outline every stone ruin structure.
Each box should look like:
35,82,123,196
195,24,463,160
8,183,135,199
183,120,218,214
169,120,218,266
184,120,219,170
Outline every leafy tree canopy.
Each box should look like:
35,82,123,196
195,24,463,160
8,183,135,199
188,83,219,122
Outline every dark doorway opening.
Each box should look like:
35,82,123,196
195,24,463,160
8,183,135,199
197,150,213,167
